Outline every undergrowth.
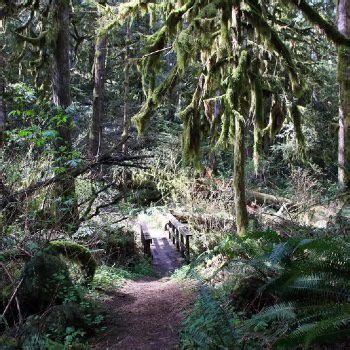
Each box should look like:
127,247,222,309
93,259,154,291
180,230,350,349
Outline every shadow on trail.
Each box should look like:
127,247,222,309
151,233,184,277
92,224,191,350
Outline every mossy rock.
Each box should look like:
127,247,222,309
19,253,74,315
46,240,97,283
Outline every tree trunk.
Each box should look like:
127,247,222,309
0,47,5,148
233,116,248,236
52,0,79,232
90,31,108,158
0,47,6,234
121,21,131,153
338,0,350,189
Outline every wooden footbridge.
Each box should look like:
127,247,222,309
139,214,192,274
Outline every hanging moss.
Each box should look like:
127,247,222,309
286,0,350,47
252,72,264,174
133,97,155,134
133,66,179,134
165,0,196,35
231,50,249,93
181,87,202,165
218,1,231,60
226,86,237,145
216,112,230,149
175,29,193,72
140,0,197,92
243,2,304,97
45,240,97,283
289,103,306,157
263,96,286,143
141,26,167,91
216,50,249,150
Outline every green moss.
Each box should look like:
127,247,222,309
286,0,350,47
243,2,304,96
181,87,202,165
165,0,196,35
175,30,193,72
289,103,306,157
216,112,230,149
252,72,264,173
133,66,179,134
46,241,97,283
264,96,286,142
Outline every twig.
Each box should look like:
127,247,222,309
80,194,127,222
110,217,128,225
141,45,173,58
0,264,23,323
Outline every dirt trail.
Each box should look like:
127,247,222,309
93,227,191,349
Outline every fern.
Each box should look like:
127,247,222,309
184,231,350,348
241,234,350,348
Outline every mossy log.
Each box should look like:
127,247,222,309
171,210,234,231
246,190,294,208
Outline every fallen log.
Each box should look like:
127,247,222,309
170,210,234,231
246,190,294,208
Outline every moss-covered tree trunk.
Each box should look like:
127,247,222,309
121,21,131,154
338,0,350,189
52,0,79,231
231,48,249,236
233,115,248,236
0,46,5,148
0,43,6,234
0,53,4,122
90,25,108,158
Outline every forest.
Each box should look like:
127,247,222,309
1,0,350,349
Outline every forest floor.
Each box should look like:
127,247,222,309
92,225,193,349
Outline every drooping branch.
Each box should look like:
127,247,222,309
285,0,350,46
133,65,179,133
244,2,304,96
14,30,48,46
80,193,127,222
1,138,152,209
4,154,151,204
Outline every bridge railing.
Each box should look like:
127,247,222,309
139,220,152,257
165,213,192,261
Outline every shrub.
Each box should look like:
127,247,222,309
183,230,350,349
102,228,136,264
